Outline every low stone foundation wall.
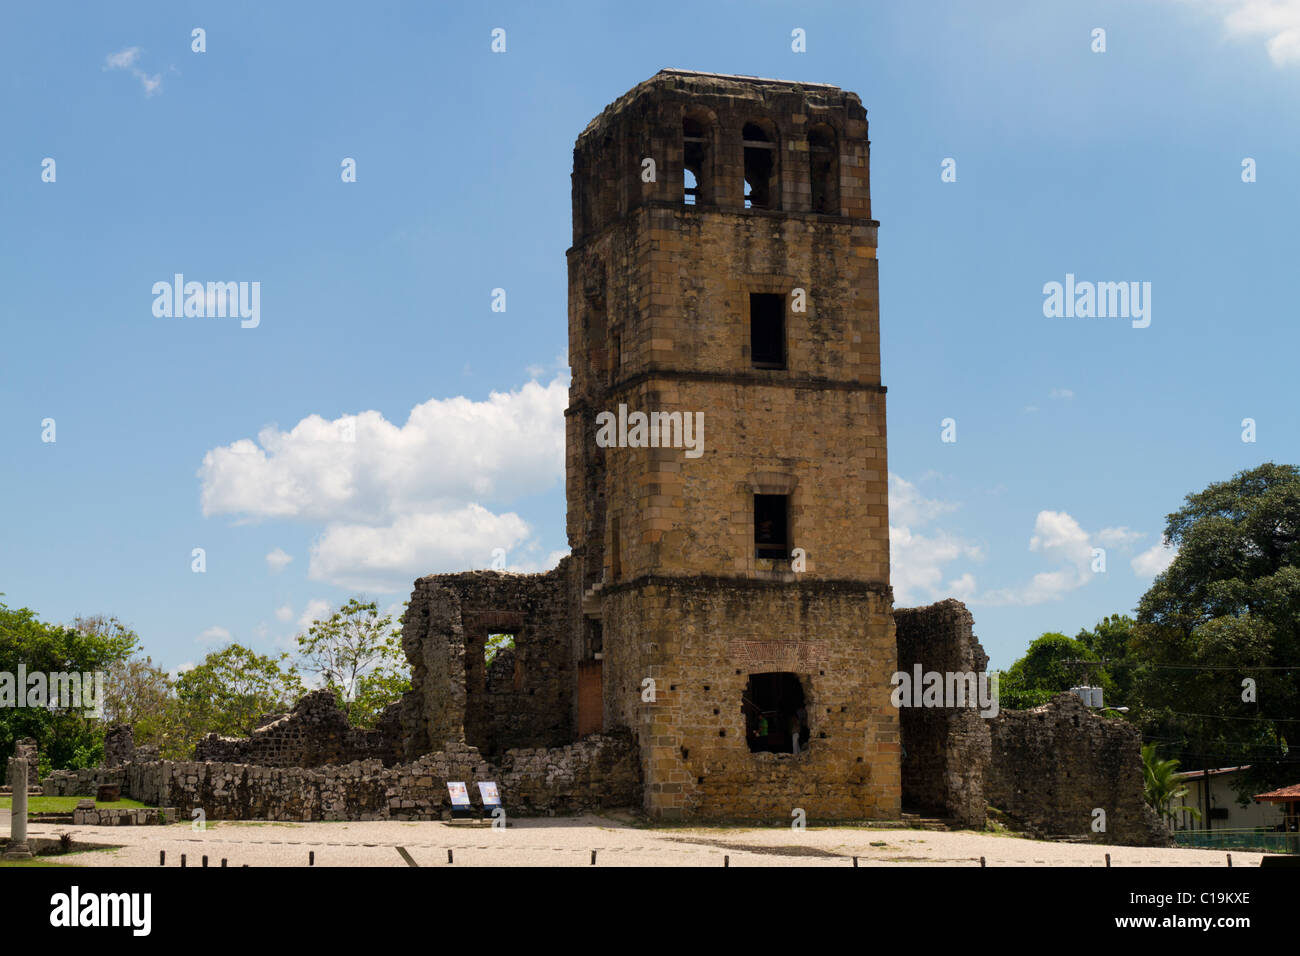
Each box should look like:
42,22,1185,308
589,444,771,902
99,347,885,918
73,807,178,826
45,733,640,821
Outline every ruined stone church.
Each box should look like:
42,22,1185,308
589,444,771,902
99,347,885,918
46,71,1167,846
401,69,899,819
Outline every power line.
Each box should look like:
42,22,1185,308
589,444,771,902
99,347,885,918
1156,709,1300,723
1057,658,1300,672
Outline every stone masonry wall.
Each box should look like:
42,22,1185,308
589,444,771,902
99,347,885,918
45,732,640,821
398,564,575,760
988,692,1172,847
3,737,41,793
194,689,399,768
893,600,990,827
104,725,136,767
602,577,899,819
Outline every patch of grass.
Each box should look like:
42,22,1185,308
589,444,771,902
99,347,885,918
0,796,153,813
0,857,72,867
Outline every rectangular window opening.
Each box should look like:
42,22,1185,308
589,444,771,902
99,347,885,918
684,138,706,205
743,672,809,754
754,494,789,560
743,143,774,210
749,293,785,368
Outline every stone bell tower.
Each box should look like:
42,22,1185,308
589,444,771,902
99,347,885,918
565,70,898,819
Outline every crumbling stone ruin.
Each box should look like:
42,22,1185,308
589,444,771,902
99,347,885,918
389,69,898,821
893,601,991,828
47,734,638,821
195,689,401,768
989,692,1171,846
38,72,1164,842
396,566,576,760
104,725,136,767
894,599,1170,847
1,738,42,795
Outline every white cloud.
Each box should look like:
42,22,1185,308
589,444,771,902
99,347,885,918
196,625,231,646
976,512,1157,605
1096,526,1143,548
199,377,567,523
274,604,293,622
889,473,959,528
947,573,977,600
198,376,568,590
888,474,981,607
1176,0,1300,65
296,599,332,634
978,510,1096,606
265,547,293,573
1133,541,1179,577
1049,388,1074,400
309,504,538,592
104,46,162,96
104,48,140,70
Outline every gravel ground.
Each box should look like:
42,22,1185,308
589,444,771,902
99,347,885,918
13,812,1258,867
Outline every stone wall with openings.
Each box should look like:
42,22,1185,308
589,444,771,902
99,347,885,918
397,563,577,760
600,577,899,820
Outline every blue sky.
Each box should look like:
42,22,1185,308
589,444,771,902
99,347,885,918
1,1,1296,677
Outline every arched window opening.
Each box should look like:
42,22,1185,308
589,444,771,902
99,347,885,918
683,114,709,205
743,122,777,210
808,125,838,214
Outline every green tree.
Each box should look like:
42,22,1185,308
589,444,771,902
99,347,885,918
102,653,175,751
169,644,305,758
0,603,139,773
1075,614,1138,704
484,633,515,667
296,599,410,726
1141,742,1199,824
1132,463,1300,800
995,632,1112,710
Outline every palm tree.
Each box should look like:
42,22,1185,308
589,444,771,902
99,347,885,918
1142,742,1201,825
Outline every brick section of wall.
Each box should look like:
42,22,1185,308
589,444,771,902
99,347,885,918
988,692,1173,847
398,563,577,760
44,733,640,821
194,690,400,768
893,600,990,828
